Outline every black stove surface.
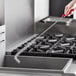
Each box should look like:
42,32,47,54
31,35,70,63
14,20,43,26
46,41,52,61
7,34,76,59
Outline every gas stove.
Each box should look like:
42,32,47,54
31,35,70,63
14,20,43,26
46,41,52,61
5,17,76,75
6,17,76,61
7,33,76,59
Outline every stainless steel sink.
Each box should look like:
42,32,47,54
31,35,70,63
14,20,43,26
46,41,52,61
0,55,72,74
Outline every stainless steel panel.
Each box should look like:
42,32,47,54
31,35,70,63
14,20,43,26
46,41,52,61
35,17,76,35
43,20,76,35
5,0,34,51
2,56,72,74
35,21,54,34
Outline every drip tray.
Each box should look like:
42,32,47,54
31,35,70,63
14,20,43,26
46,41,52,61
1,55,72,73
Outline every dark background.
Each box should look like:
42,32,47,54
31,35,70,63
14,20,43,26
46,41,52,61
49,0,73,18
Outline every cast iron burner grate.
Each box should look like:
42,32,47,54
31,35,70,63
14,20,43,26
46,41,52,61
7,34,76,59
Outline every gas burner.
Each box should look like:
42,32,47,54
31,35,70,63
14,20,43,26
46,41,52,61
51,46,65,53
66,37,75,41
60,41,70,47
65,35,76,41
36,36,44,40
55,34,63,38
39,45,50,50
48,39,57,43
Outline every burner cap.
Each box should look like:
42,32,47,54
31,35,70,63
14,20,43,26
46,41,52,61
40,45,50,50
48,39,57,43
52,50,64,53
66,37,75,41
36,36,44,39
60,41,70,47
52,47,64,53
55,34,63,38
60,43,70,47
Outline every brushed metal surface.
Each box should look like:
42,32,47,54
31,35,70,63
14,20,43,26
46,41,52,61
5,0,34,51
43,19,76,35
35,17,76,35
2,56,72,73
0,56,72,76
35,21,54,34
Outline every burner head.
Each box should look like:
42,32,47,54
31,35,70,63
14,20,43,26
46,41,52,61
52,46,65,53
66,37,75,41
39,45,50,50
48,39,57,43
55,34,63,38
36,36,44,40
65,35,75,42
60,40,70,47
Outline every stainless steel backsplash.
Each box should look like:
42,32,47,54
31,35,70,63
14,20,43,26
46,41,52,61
5,0,34,51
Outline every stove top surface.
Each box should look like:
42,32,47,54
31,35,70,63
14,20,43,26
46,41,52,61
7,33,76,59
